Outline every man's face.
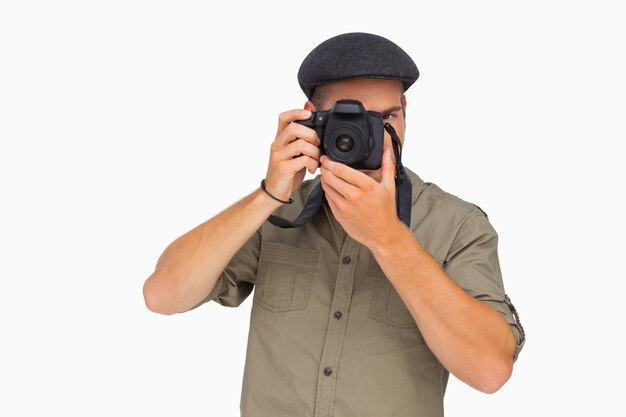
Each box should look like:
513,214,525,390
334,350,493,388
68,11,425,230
304,78,407,182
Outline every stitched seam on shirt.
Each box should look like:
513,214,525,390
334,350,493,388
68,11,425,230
460,212,485,233
445,212,484,259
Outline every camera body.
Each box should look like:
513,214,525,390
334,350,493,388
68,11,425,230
295,99,384,170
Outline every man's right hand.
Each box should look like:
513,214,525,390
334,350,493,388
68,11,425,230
263,109,321,202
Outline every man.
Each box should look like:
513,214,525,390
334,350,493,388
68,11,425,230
143,32,525,417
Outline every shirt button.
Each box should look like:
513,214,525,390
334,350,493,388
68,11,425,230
323,367,333,376
342,256,351,265
334,310,343,320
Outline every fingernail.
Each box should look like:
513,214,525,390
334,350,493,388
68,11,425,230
302,110,311,117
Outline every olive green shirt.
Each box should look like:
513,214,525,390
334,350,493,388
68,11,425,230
189,166,525,417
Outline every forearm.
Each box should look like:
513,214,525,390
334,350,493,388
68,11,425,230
369,221,516,393
143,188,281,315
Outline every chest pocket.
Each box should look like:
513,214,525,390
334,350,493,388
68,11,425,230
253,241,319,313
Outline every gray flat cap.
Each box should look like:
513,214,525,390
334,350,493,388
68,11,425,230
297,32,419,100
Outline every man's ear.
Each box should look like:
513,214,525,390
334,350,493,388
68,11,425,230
401,94,407,127
304,100,317,112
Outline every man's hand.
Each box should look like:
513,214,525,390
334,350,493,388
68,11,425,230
264,109,321,202
320,148,401,247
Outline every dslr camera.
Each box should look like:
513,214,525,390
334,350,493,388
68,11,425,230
295,99,384,170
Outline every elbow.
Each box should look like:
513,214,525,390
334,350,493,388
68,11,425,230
475,322,518,394
143,274,177,315
474,358,513,394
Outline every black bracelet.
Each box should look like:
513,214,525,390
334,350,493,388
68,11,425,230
260,179,294,204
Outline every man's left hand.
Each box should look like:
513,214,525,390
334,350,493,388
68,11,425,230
319,148,401,248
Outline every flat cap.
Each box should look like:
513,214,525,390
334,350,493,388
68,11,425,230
297,32,419,100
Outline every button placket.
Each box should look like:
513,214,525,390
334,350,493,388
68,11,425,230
313,238,360,417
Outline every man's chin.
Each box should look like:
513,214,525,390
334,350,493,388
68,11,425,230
358,168,382,182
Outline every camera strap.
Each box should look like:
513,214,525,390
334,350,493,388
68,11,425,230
266,122,412,229
265,177,325,228
385,122,413,228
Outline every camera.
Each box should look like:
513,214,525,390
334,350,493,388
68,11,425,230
295,99,384,170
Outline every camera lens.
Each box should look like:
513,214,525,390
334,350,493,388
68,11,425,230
335,134,354,153
326,124,365,165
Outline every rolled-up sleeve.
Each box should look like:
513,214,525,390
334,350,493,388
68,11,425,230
187,228,261,311
443,213,526,362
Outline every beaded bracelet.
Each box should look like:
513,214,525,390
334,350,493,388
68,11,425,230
260,179,294,204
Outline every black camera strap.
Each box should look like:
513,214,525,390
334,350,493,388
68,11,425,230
267,122,412,229
264,177,325,228
385,122,413,228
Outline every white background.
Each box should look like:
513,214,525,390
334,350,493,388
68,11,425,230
1,0,624,416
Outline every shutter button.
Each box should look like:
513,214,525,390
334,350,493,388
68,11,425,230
334,310,342,320
342,256,351,265
323,367,333,376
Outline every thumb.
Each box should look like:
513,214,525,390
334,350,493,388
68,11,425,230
380,147,396,191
